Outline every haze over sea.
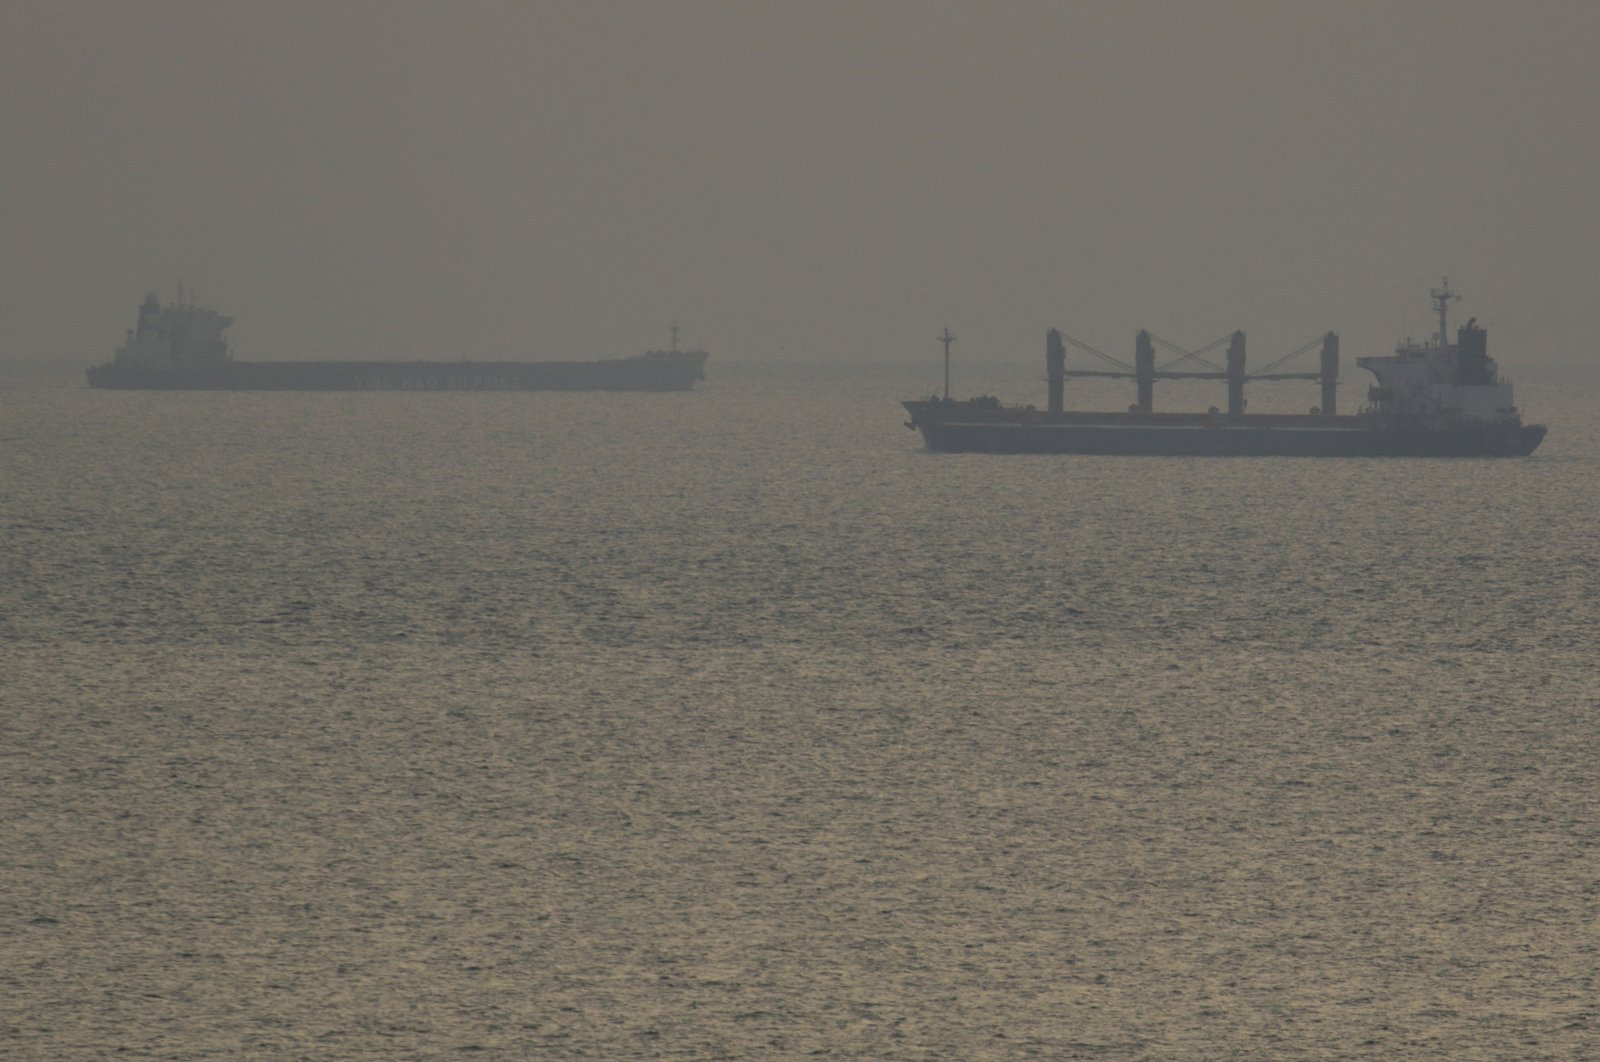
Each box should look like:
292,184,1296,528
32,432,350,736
4,361,1598,1059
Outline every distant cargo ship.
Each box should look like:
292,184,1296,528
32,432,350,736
904,282,1544,457
86,292,708,391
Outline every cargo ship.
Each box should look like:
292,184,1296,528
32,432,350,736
86,292,708,391
904,283,1545,457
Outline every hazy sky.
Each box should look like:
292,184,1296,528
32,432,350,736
6,1,1599,371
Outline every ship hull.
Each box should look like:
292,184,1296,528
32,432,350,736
86,352,707,392
904,405,1546,457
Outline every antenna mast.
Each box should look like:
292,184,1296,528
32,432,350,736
1431,277,1459,347
939,326,956,401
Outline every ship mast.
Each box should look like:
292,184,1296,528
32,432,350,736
939,326,956,401
1431,277,1459,348
670,319,680,354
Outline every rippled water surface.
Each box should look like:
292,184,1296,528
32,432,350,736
4,363,1598,1058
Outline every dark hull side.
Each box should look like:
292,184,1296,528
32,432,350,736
87,352,707,392
904,404,1546,457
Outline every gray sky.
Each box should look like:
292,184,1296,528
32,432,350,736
5,0,1599,371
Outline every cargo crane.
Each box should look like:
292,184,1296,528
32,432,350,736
1046,328,1340,416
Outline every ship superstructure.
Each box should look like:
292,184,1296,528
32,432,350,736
903,282,1545,457
1356,279,1518,421
112,289,235,370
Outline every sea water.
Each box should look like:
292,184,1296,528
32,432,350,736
3,362,1597,1058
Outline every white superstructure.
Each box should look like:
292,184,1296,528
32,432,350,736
1357,280,1519,422
114,290,234,369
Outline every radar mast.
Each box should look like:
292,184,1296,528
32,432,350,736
939,326,956,401
1431,277,1460,348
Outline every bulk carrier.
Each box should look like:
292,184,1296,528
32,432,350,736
87,292,708,392
904,283,1544,457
